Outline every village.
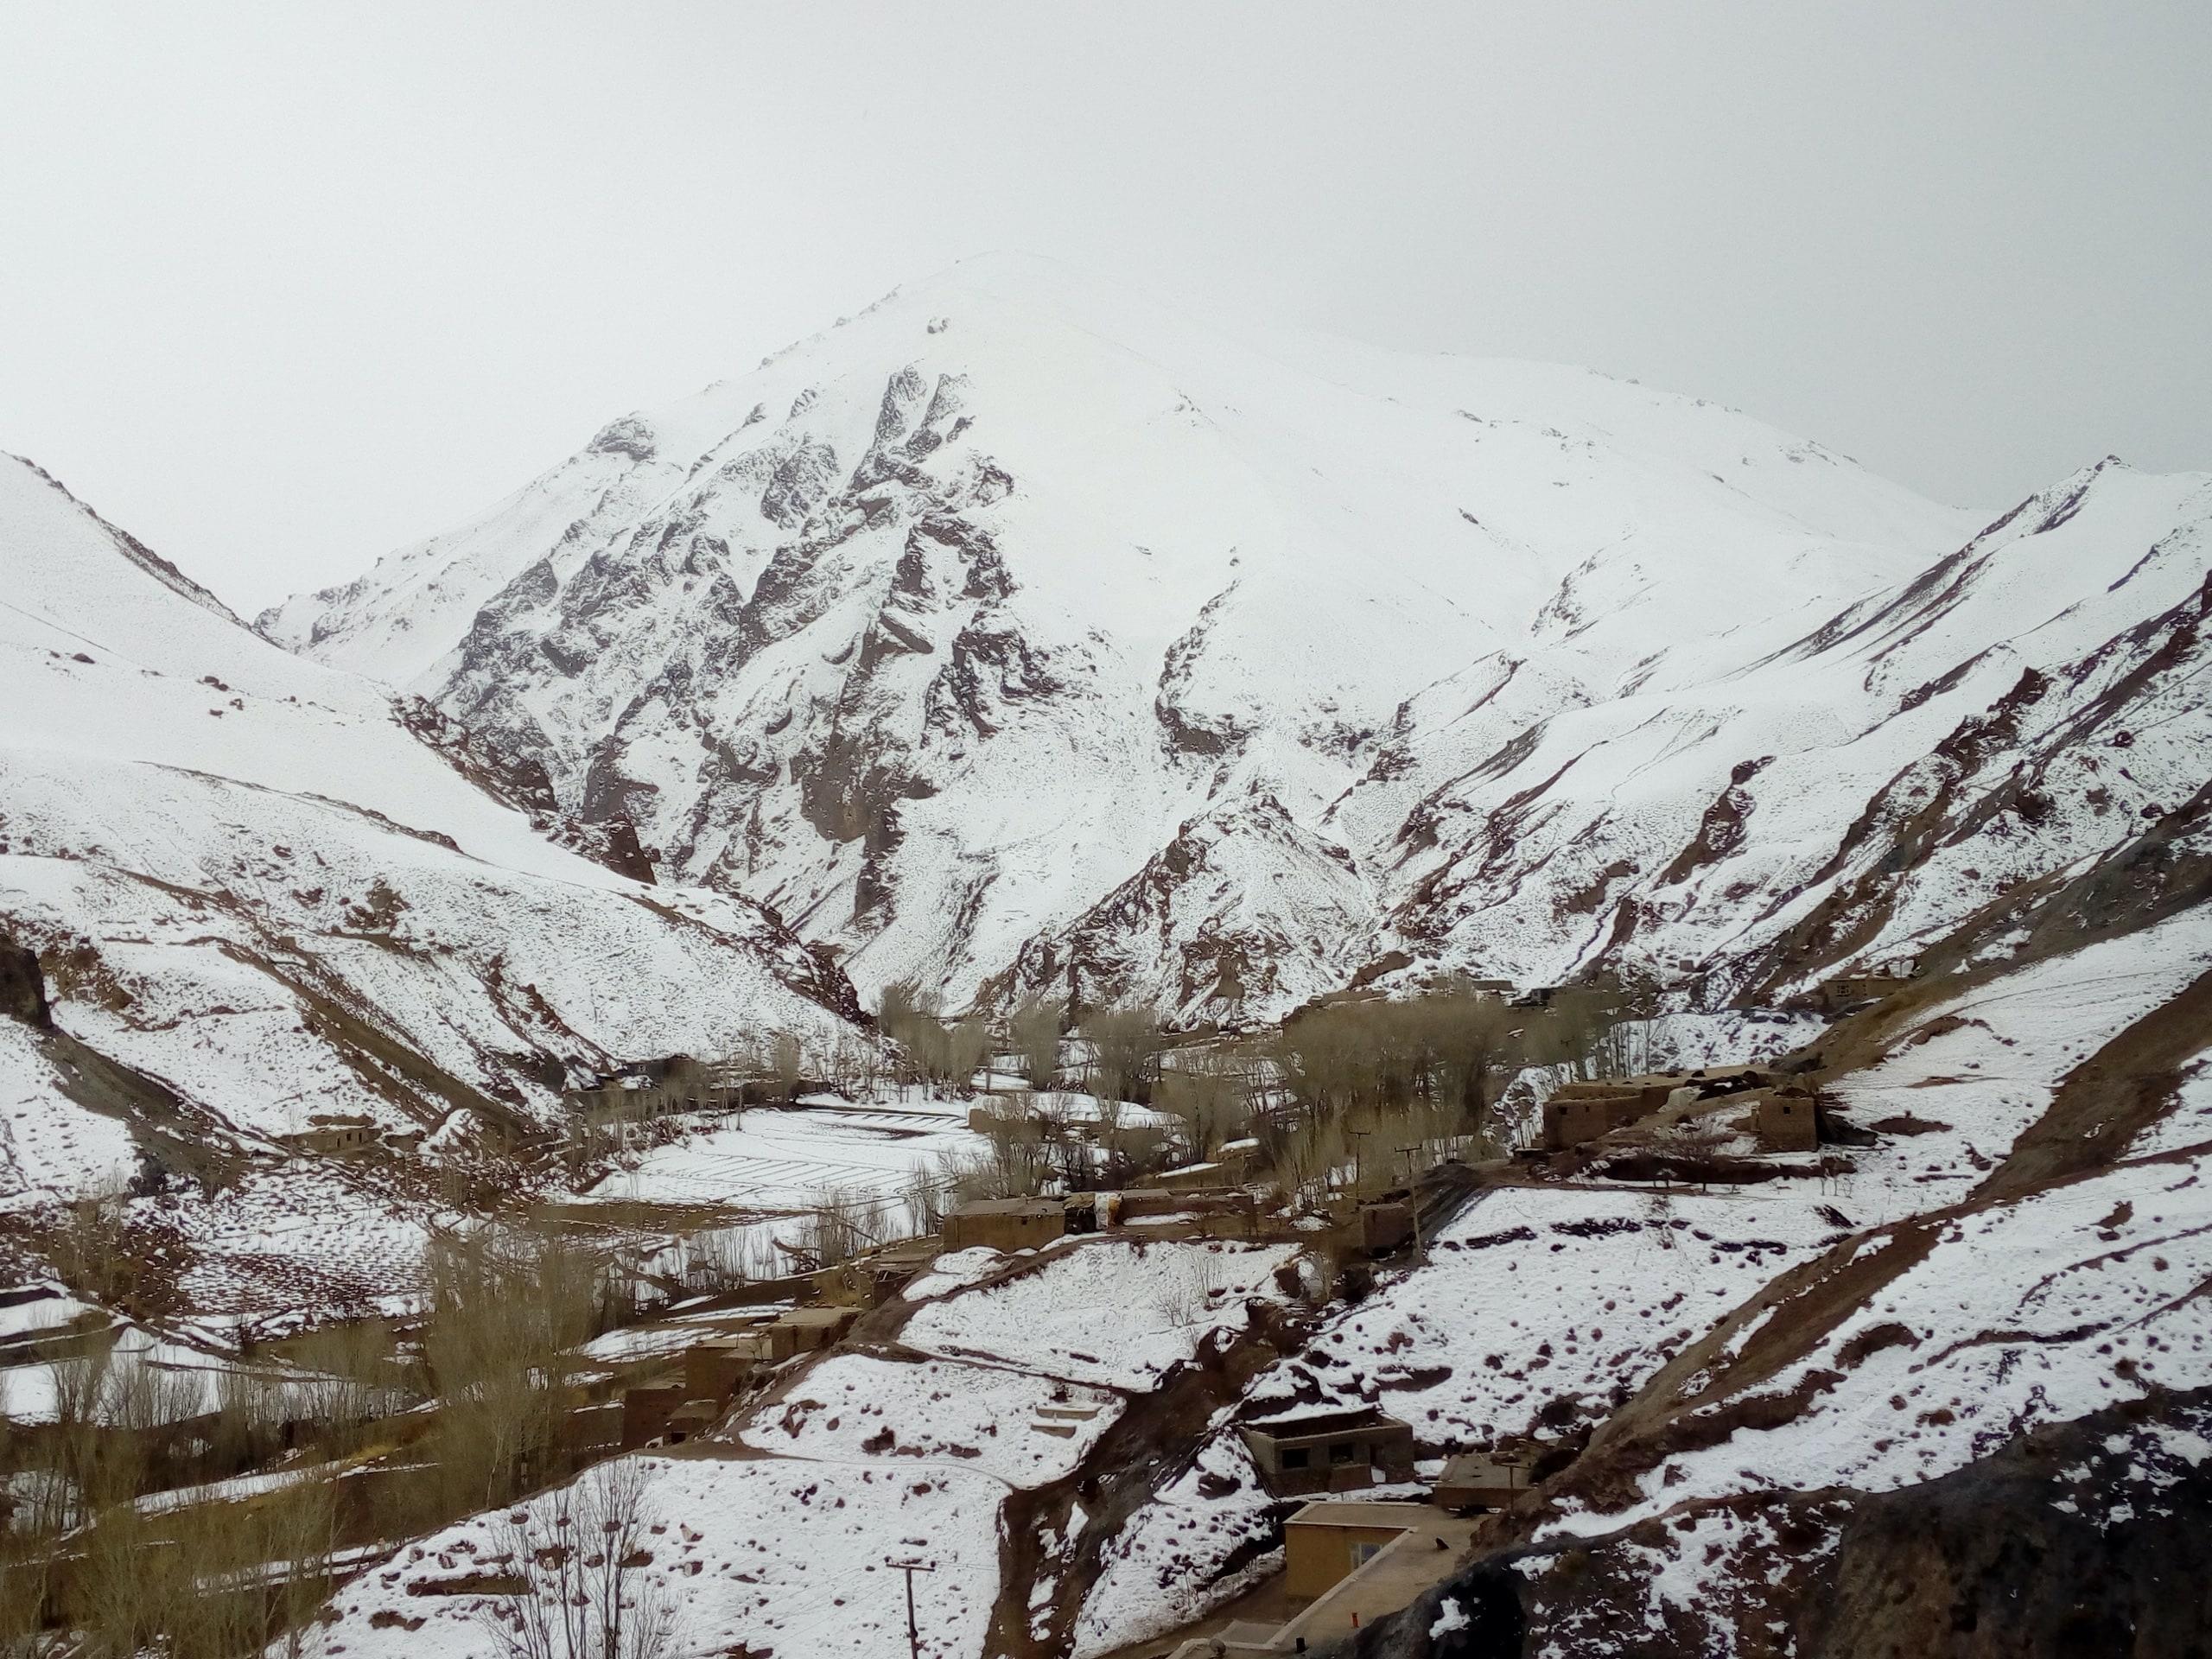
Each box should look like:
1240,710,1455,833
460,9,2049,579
0,963,1887,1656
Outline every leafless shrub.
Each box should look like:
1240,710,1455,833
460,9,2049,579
1156,1249,1225,1329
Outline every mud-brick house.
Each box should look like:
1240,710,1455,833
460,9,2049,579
1434,1448,1532,1511
684,1338,756,1402
1158,1138,1261,1192
943,1197,1067,1252
1242,1406,1415,1494
1282,1500,1446,1600
810,1236,938,1306
1541,1078,1679,1151
773,1305,858,1352
1808,964,1922,1014
1355,1199,1415,1255
564,1399,623,1459
1156,1159,1229,1192
275,1114,377,1156
1132,1186,1263,1231
664,1398,719,1445
620,1383,684,1449
736,1323,802,1363
1751,1085,1820,1152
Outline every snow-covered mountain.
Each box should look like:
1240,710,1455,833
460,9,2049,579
261,254,2210,1023
0,452,861,1228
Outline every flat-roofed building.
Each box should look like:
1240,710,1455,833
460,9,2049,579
620,1383,683,1449
1752,1086,1820,1152
664,1399,719,1445
772,1305,858,1352
1282,1500,1446,1601
1434,1448,1532,1511
1241,1406,1415,1495
942,1197,1067,1253
684,1338,756,1402
1357,1200,1415,1255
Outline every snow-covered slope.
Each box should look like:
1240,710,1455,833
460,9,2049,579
1065,836,2212,1654
0,452,861,1224
262,254,2206,1024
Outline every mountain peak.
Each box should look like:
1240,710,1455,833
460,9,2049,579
233,263,2212,1028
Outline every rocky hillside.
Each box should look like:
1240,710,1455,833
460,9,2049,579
1112,788,2209,1657
262,255,2203,1026
0,452,868,1307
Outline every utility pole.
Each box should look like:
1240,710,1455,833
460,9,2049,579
1350,1127,1372,1197
889,1558,936,1659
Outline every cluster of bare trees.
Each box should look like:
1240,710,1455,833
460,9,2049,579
213,1320,409,1471
0,1338,346,1659
1153,1047,1246,1161
877,982,994,1095
1256,981,1646,1205
419,1217,615,1513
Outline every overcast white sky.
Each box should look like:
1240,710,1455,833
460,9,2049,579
2,2,2206,612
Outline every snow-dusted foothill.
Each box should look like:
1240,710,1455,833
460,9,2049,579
0,450,873,1316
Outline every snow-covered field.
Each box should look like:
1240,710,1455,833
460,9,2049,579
742,1352,1124,1487
901,1235,1300,1391
312,1454,1007,1659
587,1097,973,1211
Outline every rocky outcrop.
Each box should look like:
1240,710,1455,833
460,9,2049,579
0,931,49,1027
1344,1389,2212,1658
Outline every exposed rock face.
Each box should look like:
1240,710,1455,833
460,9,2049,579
1801,1393,2212,1658
259,257,2212,1023
0,931,48,1027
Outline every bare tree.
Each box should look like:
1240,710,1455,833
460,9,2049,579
794,1184,883,1270
1155,1052,1246,1162
475,1458,683,1659
770,1031,804,1102
944,1013,992,1095
972,1104,1055,1199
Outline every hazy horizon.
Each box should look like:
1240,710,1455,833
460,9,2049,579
3,1,2206,612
